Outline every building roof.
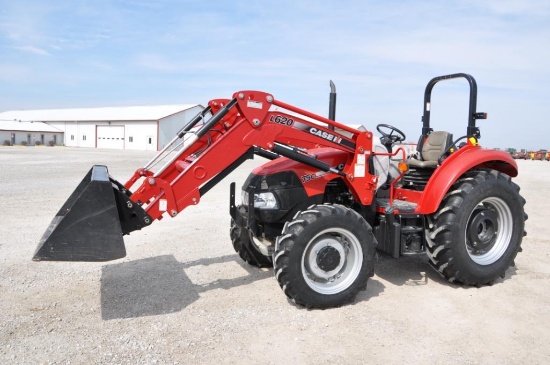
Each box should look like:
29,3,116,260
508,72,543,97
0,104,200,122
0,120,62,133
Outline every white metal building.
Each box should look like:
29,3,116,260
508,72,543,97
0,120,63,146
0,104,203,151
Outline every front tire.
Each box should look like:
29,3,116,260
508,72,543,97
230,218,273,268
427,169,527,285
273,204,376,308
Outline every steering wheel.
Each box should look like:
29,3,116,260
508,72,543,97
376,123,406,144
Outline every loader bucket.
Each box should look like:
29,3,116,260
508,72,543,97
33,165,151,262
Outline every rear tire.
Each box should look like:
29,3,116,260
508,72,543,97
273,204,376,308
427,169,527,285
230,218,273,268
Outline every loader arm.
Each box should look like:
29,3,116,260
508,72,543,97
125,90,379,224
33,90,382,261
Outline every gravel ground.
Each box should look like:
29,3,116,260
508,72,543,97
1,147,549,365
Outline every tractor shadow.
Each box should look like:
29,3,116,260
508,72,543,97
345,254,438,306
100,253,518,318
100,254,272,320
370,252,518,289
372,253,444,287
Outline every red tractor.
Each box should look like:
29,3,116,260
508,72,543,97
534,150,548,161
512,151,527,160
33,73,527,309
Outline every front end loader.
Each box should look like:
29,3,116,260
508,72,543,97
33,73,526,309
34,165,152,261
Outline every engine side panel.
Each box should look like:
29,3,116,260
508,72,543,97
251,147,350,197
240,148,351,239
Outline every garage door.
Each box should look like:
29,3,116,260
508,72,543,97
97,126,125,149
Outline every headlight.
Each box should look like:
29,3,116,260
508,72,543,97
242,191,279,210
254,192,279,209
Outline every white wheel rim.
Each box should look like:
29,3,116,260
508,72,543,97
301,227,363,295
465,196,513,265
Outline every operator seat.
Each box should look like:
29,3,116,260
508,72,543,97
408,131,453,169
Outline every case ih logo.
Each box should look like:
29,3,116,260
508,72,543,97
308,127,342,144
269,114,347,146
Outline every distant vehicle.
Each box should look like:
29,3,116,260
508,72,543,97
512,151,527,159
533,150,548,161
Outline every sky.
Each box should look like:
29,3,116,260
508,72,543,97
0,0,548,150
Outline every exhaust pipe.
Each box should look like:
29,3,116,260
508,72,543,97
33,165,151,262
328,80,336,130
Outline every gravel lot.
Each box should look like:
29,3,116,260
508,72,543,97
1,147,549,364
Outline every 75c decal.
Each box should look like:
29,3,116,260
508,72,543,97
301,171,327,183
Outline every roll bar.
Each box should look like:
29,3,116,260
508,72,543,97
421,73,487,139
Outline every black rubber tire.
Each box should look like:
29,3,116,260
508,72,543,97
230,218,273,268
273,204,376,309
426,169,527,286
